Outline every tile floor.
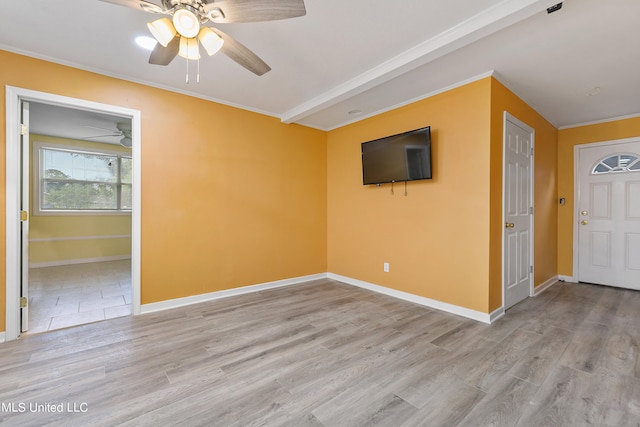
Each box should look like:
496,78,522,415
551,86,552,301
25,260,132,334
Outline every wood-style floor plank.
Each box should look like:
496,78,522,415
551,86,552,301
1,278,640,425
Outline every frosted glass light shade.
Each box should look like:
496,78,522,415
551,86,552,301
198,27,224,56
147,18,176,47
178,36,200,60
173,8,200,38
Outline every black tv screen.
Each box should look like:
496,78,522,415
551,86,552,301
361,126,432,185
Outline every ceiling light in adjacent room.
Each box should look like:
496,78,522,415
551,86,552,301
585,86,601,96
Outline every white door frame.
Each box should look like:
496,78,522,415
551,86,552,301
5,86,142,342
502,111,534,310
572,136,640,282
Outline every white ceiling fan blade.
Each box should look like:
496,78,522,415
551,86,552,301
99,0,165,14
84,125,121,133
209,27,271,76
204,0,306,23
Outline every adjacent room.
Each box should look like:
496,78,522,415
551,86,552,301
1,0,639,424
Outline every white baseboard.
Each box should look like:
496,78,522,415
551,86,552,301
489,306,505,323
0,332,5,344
558,275,576,283
138,271,509,324
140,273,328,314
327,273,493,324
534,275,560,296
30,255,131,269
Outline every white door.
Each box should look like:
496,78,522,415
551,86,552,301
576,139,640,289
503,113,533,309
20,101,30,332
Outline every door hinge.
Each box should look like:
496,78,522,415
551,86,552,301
20,124,28,136
20,210,28,221
20,297,27,308
530,265,534,273
529,206,533,214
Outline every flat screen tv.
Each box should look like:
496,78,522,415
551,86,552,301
361,126,432,185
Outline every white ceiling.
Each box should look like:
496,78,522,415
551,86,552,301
2,0,639,134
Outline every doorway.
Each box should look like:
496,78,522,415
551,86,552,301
5,86,141,342
502,112,534,309
574,138,640,289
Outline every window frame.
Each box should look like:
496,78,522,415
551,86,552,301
591,153,640,175
33,141,133,216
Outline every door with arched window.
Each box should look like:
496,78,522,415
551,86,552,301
576,138,640,289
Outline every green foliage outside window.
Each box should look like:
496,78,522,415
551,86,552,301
39,147,132,212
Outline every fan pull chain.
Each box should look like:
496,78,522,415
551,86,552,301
196,38,200,83
185,57,189,84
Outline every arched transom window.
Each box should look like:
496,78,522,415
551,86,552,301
592,154,640,174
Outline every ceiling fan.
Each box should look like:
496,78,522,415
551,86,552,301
83,123,133,147
100,0,307,76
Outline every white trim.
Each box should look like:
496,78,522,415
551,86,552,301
489,307,505,323
30,255,131,269
502,112,535,310
281,0,550,125
141,273,327,314
320,71,495,131
5,87,20,341
5,85,142,341
572,137,640,282
328,273,493,324
141,271,498,323
0,332,5,344
534,276,559,296
0,45,278,125
558,275,576,283
559,112,640,130
30,234,131,242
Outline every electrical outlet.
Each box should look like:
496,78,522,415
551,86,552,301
383,262,389,273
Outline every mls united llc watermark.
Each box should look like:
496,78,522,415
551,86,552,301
1,401,88,413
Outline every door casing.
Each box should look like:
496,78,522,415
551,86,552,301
5,86,142,342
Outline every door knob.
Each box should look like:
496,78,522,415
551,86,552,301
581,211,588,216
505,222,515,228
581,220,588,225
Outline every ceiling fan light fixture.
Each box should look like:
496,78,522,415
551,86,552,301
173,8,200,38
147,17,176,47
198,27,224,56
178,36,200,60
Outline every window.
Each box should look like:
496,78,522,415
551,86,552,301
592,154,640,174
35,143,132,214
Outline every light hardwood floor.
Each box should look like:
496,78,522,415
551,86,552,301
1,278,640,426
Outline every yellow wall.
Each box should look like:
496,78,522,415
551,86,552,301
557,116,640,275
489,79,558,310
29,135,132,265
0,50,327,332
0,49,567,333
327,78,493,313
327,77,559,315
